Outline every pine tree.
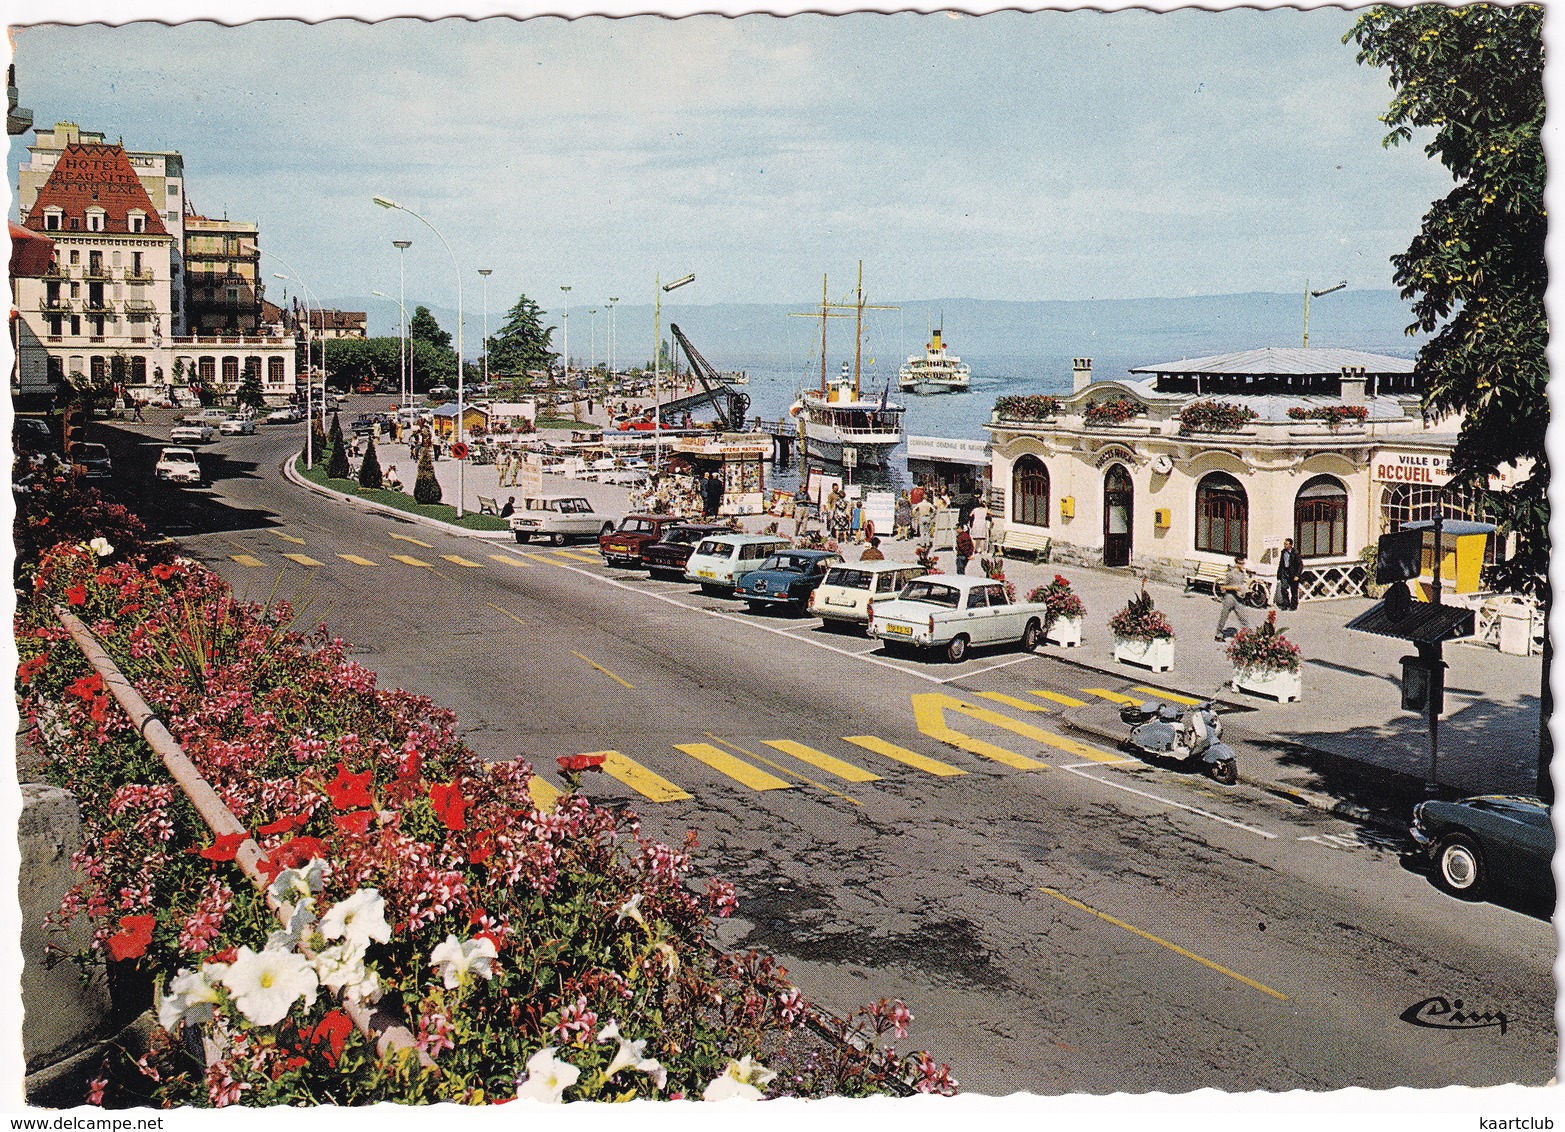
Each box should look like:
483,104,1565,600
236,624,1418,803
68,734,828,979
310,415,328,464
326,411,351,478
485,294,557,378
237,369,267,410
413,444,441,505
358,434,383,489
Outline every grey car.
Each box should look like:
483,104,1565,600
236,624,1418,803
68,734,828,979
1409,794,1554,902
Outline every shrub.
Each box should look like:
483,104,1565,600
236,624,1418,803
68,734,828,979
413,445,442,506
1026,574,1086,627
357,435,383,490
1286,405,1370,425
1177,400,1258,434
1226,610,1302,672
326,438,352,480
993,394,1061,421
1082,398,1139,426
1107,587,1174,641
311,416,328,462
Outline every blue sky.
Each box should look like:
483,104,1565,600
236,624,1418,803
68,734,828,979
10,6,1452,315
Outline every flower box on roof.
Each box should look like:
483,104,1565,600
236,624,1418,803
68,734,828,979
1177,399,1258,434
1082,398,1140,427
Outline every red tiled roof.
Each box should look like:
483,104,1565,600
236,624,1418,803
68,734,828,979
23,143,170,237
9,222,55,276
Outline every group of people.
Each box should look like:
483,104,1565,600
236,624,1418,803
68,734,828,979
1213,538,1304,640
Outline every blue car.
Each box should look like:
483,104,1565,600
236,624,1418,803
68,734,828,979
735,549,845,613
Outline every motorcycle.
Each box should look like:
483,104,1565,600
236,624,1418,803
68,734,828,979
1119,700,1238,785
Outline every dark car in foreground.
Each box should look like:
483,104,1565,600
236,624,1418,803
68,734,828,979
1410,794,1554,902
600,514,679,567
640,522,732,580
68,441,113,479
735,549,845,613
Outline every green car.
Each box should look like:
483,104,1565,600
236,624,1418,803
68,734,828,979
1410,794,1554,902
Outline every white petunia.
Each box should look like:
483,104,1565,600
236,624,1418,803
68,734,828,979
157,964,225,1032
220,946,318,1027
318,888,391,948
604,1034,648,1079
703,1055,776,1101
267,859,329,905
312,940,382,1004
596,1018,622,1044
429,933,498,989
613,893,646,927
265,898,317,953
514,1047,580,1103
88,537,114,558
654,941,679,976
636,1056,668,1091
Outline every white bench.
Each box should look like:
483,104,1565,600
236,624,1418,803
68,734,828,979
1184,560,1227,594
998,527,1051,564
477,495,500,516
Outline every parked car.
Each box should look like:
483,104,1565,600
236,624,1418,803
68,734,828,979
1410,794,1555,903
810,560,929,631
735,549,845,613
684,533,791,596
641,522,733,580
427,386,454,399
509,495,617,545
869,574,1049,663
351,413,393,437
354,382,377,395
170,423,216,444
181,408,232,426
154,446,203,485
600,514,682,567
67,441,113,479
219,416,257,435
13,417,51,455
267,406,304,423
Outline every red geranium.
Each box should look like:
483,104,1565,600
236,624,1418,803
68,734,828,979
256,813,308,837
305,1009,354,1067
428,781,469,832
67,672,104,701
65,582,88,607
333,811,375,835
324,761,374,812
106,913,156,961
258,836,331,883
557,754,606,773
197,832,250,862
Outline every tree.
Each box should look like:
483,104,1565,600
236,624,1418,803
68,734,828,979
409,305,453,353
358,434,383,490
237,367,266,411
413,443,441,505
311,415,328,463
326,413,351,479
1349,5,1549,798
485,295,556,380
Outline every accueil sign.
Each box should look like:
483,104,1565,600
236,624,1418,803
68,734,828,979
1373,450,1453,485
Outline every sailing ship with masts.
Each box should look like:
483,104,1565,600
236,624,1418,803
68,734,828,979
788,263,906,467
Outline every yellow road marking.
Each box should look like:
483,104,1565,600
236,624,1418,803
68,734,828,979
521,552,566,565
910,692,1049,770
916,692,1124,766
488,553,532,567
528,774,561,812
276,533,308,545
390,554,433,567
229,554,265,567
390,533,434,547
579,750,692,803
571,651,634,689
842,735,966,777
706,734,861,805
486,602,527,627
337,554,379,567
1134,686,1204,706
1040,887,1289,1001
1083,688,1144,707
762,740,881,783
976,691,1048,712
440,554,484,568
552,549,601,563
676,742,793,792
281,552,323,567
1030,690,1088,708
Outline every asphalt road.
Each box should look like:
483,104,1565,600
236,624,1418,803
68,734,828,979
86,408,1557,1096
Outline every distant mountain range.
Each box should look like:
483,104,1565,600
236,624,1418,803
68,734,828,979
329,289,1425,380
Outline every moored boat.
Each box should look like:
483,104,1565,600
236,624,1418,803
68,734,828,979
899,326,971,394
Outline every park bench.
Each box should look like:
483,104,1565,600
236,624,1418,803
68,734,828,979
1183,559,1227,594
477,496,500,516
997,527,1051,564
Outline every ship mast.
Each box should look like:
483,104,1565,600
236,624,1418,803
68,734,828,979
853,261,864,397
820,274,828,395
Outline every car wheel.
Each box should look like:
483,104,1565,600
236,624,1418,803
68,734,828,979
944,634,970,663
514,531,529,544
1021,618,1042,652
549,532,566,547
1435,834,1486,899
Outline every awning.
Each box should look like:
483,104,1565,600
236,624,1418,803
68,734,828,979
1347,599,1475,644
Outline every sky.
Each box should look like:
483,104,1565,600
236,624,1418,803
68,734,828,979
9,4,1456,319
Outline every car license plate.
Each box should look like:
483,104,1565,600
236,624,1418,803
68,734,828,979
698,570,716,579
608,543,628,553
886,624,914,636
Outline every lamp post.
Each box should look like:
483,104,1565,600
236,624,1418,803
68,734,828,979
264,252,321,468
560,285,572,381
1302,279,1347,348
588,308,598,375
393,240,412,409
607,296,619,379
372,288,403,403
478,269,492,393
373,196,466,516
654,272,695,472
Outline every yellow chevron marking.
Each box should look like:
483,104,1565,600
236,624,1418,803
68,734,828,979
488,554,532,567
281,553,323,567
910,692,1048,770
276,533,308,545
229,554,265,567
976,691,1049,712
521,552,565,565
551,549,601,563
1083,688,1144,707
528,774,561,812
390,554,433,568
581,750,692,803
762,740,881,783
390,532,434,547
440,554,484,568
675,743,793,792
1030,690,1088,708
1134,686,1205,706
337,554,379,567
842,736,967,777
707,735,860,806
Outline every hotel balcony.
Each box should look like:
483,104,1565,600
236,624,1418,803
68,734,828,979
126,270,155,283
82,298,115,313
41,296,72,312
83,267,112,282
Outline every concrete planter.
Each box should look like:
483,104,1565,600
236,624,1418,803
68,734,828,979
1231,664,1302,703
1046,615,1083,647
1113,635,1174,672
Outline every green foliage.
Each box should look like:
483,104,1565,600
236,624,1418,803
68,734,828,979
323,337,454,393
485,295,557,379
1082,398,1139,426
358,434,383,489
1286,405,1370,425
1348,5,1547,601
326,414,351,479
1226,610,1302,673
1177,400,1258,434
1108,587,1174,642
408,305,452,353
994,394,1061,421
413,444,442,505
310,415,328,462
237,369,267,411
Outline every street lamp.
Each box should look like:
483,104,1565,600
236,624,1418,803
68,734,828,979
393,240,412,409
373,285,407,409
607,296,619,378
654,272,695,471
265,253,322,468
1302,279,1347,349
560,285,572,380
478,269,493,394
588,308,597,376
373,195,467,516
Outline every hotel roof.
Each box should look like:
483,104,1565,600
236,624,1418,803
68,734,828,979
24,143,170,237
1130,347,1416,376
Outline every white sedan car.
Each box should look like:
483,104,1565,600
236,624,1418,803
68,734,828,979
219,416,257,435
267,406,304,423
170,423,215,444
509,496,617,545
154,447,203,484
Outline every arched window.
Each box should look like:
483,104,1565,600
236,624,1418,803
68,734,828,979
268,356,285,384
1195,471,1248,556
1012,456,1050,528
198,356,216,382
129,357,147,384
1294,475,1347,558
222,356,240,385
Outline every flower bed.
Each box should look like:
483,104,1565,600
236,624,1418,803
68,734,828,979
993,394,1061,422
15,479,956,1107
1285,405,1370,426
1082,398,1139,427
1108,588,1174,671
1176,400,1258,434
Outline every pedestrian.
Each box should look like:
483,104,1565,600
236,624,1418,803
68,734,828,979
968,501,989,553
912,495,935,539
861,536,885,562
500,495,515,518
955,525,975,575
861,516,875,546
894,492,912,541
1214,554,1255,640
132,401,145,422
793,482,812,537
909,484,924,506
384,465,402,491
1276,538,1303,611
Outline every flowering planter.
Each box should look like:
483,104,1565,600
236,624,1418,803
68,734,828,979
1113,635,1174,672
1046,615,1083,647
1231,665,1301,703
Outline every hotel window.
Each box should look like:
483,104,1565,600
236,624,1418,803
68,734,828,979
47,356,65,383
1195,471,1248,556
222,356,240,384
1011,456,1051,528
128,211,146,233
87,208,105,233
199,356,216,382
268,356,285,384
46,314,62,337
1294,476,1348,558
90,356,107,384
43,208,62,231
130,357,147,384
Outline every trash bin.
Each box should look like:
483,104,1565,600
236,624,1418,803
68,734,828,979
1498,603,1534,656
